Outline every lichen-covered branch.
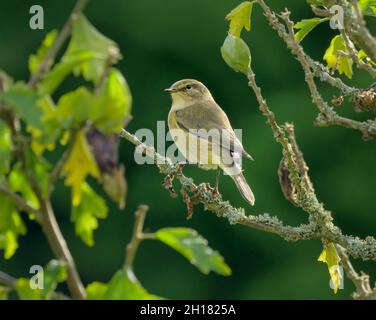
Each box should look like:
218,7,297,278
256,0,376,140
336,245,376,300
119,128,376,263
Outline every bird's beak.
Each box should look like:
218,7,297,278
164,87,178,93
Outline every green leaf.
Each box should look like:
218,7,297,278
43,260,67,299
155,228,232,276
28,30,58,74
16,260,67,300
0,194,26,259
16,278,43,300
39,51,96,95
53,86,93,129
294,17,329,42
105,270,160,300
323,35,353,78
71,182,107,246
0,120,12,176
0,82,42,129
65,15,120,83
91,68,132,133
360,0,376,17
0,286,9,300
221,34,251,74
86,270,161,300
8,163,40,212
226,1,254,37
86,282,108,300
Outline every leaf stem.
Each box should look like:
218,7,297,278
123,204,153,281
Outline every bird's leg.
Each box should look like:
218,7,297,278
214,168,221,195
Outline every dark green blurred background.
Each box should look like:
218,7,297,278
1,0,375,299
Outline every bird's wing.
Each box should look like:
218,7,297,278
175,101,253,160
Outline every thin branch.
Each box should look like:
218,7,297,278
255,0,376,140
28,0,89,88
119,128,376,261
123,204,155,282
37,199,86,299
340,30,376,79
342,0,376,63
336,245,376,300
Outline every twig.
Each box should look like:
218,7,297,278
28,0,88,88
340,30,376,79
342,0,376,63
255,1,376,140
336,245,376,300
123,204,155,282
119,128,376,261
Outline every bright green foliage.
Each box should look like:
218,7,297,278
16,279,43,300
71,182,108,246
39,14,119,94
226,1,254,37
8,163,40,215
155,228,232,276
360,0,376,16
65,15,119,83
0,286,9,300
0,120,12,176
54,87,93,128
323,35,353,78
24,149,50,198
221,34,251,74
0,195,26,259
294,17,329,42
16,260,67,300
86,270,160,300
43,260,67,299
91,68,132,133
39,51,95,95
0,82,42,129
28,30,58,74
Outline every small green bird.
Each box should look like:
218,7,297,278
165,79,255,205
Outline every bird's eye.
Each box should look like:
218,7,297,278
186,85,192,90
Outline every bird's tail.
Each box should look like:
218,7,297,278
232,173,255,206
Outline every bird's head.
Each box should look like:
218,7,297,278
165,79,213,108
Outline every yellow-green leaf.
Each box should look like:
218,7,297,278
226,1,253,37
0,195,26,259
0,120,12,176
71,182,108,246
318,242,341,294
323,35,353,78
294,17,329,43
16,278,43,300
62,130,100,206
91,68,132,133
